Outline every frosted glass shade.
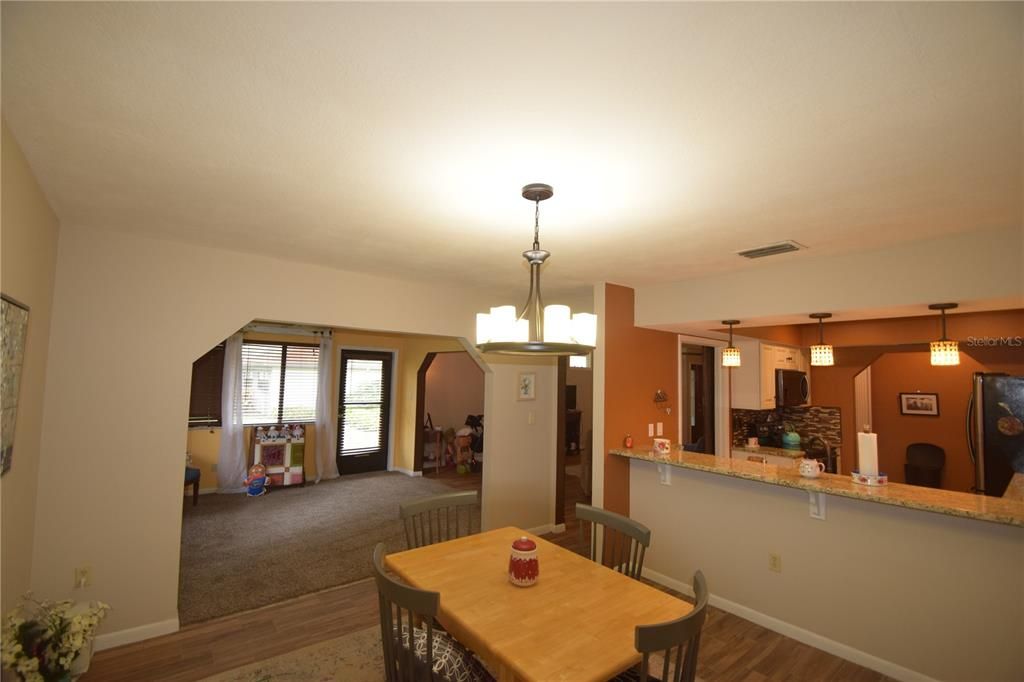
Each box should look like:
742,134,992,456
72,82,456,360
722,346,741,367
475,313,492,344
810,344,834,367
543,305,573,343
930,340,960,366
571,313,597,347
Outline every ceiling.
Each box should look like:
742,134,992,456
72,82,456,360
3,2,1021,301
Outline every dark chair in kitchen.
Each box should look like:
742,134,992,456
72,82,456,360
576,503,651,579
372,544,493,682
400,490,479,549
904,443,945,489
611,570,710,682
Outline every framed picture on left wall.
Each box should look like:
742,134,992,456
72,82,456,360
517,372,536,401
1,294,31,476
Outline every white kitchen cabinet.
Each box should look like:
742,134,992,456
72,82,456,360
729,338,810,410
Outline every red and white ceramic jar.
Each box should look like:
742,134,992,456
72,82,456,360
508,536,539,587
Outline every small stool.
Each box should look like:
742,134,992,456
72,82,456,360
184,466,201,506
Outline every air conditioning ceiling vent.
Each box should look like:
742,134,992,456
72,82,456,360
736,240,806,259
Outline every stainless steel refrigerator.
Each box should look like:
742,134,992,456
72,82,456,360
967,373,1024,497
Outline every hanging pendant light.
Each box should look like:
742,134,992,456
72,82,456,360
929,303,960,366
722,320,741,367
809,313,834,367
475,184,597,355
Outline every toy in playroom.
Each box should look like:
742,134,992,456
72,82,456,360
244,463,269,496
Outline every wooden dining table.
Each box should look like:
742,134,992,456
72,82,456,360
384,526,692,681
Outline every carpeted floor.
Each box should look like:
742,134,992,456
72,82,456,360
179,471,477,625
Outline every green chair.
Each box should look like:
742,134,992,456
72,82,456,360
612,571,710,682
400,490,479,549
576,503,651,579
371,543,492,682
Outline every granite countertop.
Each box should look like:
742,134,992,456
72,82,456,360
610,448,1024,528
732,445,805,459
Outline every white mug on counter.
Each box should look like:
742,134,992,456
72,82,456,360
798,458,825,479
746,437,759,448
653,438,672,456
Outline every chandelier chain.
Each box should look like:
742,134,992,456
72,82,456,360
533,199,541,250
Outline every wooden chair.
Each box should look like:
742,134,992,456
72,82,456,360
184,466,201,507
576,503,651,579
372,544,493,682
615,571,710,682
400,491,479,549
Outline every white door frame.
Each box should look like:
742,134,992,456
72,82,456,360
676,333,731,457
338,345,400,473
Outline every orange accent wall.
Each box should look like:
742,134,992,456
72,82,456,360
603,284,679,515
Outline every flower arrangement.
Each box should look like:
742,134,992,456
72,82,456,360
2,595,109,682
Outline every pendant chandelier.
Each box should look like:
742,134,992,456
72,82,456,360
929,303,960,366
809,313,834,367
721,320,741,367
475,184,596,355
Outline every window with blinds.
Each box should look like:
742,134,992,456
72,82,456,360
241,342,320,425
188,343,225,427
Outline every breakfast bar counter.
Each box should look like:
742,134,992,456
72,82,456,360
611,447,1024,528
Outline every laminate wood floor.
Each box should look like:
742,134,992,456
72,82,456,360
86,461,893,681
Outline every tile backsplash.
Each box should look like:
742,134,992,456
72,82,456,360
732,406,842,449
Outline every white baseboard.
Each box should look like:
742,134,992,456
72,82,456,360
94,617,179,652
641,568,938,682
392,467,423,477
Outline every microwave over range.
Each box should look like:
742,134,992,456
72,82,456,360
775,369,809,407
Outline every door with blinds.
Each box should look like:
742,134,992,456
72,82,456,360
337,350,393,475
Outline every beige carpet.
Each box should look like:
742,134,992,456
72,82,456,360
179,471,476,624
199,626,384,681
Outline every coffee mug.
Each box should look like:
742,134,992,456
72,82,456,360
746,437,759,448
653,438,671,456
799,459,825,478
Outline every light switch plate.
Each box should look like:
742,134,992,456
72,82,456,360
656,422,663,436
648,423,655,437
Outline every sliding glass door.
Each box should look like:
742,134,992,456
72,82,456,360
337,350,393,475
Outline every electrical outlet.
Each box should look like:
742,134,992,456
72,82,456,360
768,553,782,573
528,411,535,425
648,423,655,437
74,566,92,589
656,422,664,436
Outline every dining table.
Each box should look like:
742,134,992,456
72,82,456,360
383,526,692,681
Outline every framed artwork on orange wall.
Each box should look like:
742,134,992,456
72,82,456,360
899,392,939,416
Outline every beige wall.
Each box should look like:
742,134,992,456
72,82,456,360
425,352,484,434
31,223,555,641
479,355,558,532
1,123,60,615
629,460,1023,681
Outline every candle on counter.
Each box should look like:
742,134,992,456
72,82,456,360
858,429,879,477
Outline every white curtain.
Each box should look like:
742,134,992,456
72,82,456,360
217,332,247,493
315,332,339,481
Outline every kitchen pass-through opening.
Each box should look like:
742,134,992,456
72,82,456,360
681,344,716,453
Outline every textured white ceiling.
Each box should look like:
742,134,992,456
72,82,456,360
3,2,1021,300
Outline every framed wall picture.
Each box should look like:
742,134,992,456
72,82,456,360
1,294,31,476
899,392,939,417
517,372,536,401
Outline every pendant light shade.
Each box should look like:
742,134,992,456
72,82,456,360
722,320,741,367
475,184,597,355
929,303,960,366
809,313,834,367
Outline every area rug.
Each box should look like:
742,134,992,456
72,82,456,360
199,626,384,681
179,471,476,624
